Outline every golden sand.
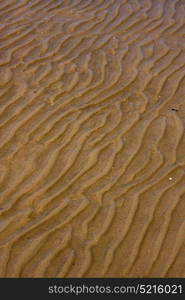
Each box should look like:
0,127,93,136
0,0,185,277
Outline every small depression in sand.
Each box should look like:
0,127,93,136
0,0,185,277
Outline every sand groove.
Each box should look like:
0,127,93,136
0,0,185,277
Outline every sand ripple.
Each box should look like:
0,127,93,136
0,0,185,277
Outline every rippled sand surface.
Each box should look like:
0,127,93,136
0,0,185,278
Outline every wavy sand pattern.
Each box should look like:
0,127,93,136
0,0,185,278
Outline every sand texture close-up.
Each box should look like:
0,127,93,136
0,0,185,278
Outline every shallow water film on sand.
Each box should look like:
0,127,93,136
0,0,185,278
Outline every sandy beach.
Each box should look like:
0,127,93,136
0,0,185,277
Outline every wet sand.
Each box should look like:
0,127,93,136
0,0,185,277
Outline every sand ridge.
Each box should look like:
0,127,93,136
0,0,185,277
